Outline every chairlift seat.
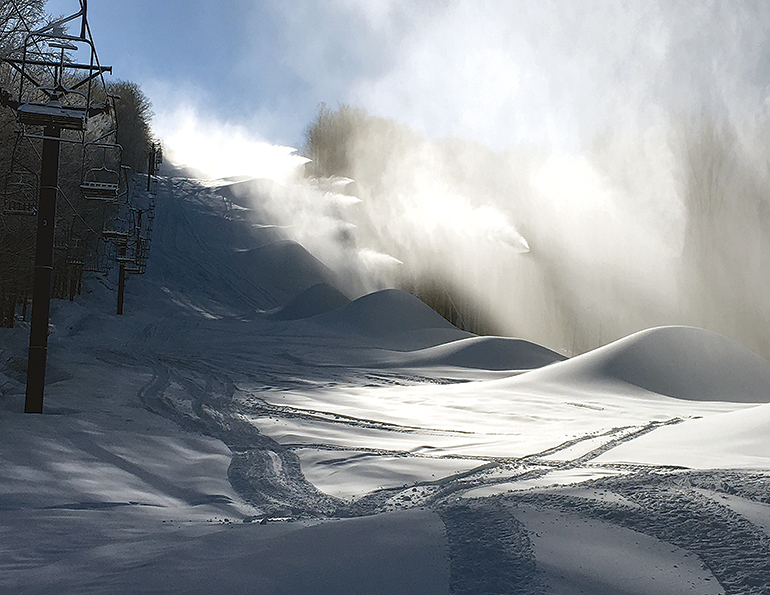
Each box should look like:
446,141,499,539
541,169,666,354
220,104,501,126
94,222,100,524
81,181,119,199
17,102,87,130
101,229,128,242
115,255,135,264
4,200,37,215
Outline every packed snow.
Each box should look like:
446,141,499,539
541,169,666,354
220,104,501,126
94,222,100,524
1,173,769,594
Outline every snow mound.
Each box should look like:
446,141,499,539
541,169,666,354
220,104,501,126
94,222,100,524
383,336,566,370
233,240,340,307
310,289,473,349
521,326,770,403
267,283,351,320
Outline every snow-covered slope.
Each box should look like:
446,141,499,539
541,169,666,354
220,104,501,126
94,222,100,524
145,180,338,315
596,401,770,469
2,174,769,594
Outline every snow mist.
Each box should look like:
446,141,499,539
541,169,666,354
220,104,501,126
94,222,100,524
272,1,770,358
164,1,770,358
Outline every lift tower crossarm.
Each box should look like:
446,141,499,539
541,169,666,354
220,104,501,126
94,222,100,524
4,57,112,72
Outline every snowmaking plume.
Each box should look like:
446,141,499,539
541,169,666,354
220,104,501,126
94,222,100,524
153,1,770,359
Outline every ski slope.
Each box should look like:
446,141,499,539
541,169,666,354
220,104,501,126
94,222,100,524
1,174,769,594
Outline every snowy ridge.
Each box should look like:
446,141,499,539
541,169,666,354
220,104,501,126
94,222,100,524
233,240,340,307
309,288,474,350
597,401,770,469
358,335,567,371
398,335,566,370
264,282,351,320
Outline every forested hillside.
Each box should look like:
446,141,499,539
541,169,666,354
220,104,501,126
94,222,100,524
0,0,154,327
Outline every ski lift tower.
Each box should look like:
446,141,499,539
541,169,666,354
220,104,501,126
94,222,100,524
0,0,111,413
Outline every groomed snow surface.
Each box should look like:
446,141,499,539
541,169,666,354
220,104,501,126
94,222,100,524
1,175,769,594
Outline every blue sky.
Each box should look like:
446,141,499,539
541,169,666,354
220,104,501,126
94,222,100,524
43,0,449,150
40,0,770,169
43,0,333,146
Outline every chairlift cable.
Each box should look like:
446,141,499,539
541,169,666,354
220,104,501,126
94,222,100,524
21,124,42,161
57,184,101,236
21,134,105,237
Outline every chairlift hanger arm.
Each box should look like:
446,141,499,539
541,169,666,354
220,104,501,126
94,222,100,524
15,14,103,91
70,68,112,92
23,30,97,59
8,0,55,67
88,129,120,145
2,60,110,110
31,1,86,41
28,30,88,46
81,0,88,38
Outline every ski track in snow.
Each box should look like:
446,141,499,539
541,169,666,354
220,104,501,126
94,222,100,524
136,347,770,593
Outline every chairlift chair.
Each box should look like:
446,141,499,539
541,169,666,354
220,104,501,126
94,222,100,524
134,238,149,265
81,143,121,200
4,200,37,216
84,237,115,274
2,170,39,216
14,48,91,131
81,177,119,200
101,229,128,243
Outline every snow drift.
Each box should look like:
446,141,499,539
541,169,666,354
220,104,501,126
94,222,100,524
309,288,474,350
516,326,770,403
369,335,566,371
